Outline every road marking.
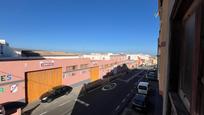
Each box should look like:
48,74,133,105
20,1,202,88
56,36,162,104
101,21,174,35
75,99,90,107
127,70,144,82
115,105,120,111
58,102,68,107
126,93,130,97
122,98,126,103
138,76,144,82
39,111,47,115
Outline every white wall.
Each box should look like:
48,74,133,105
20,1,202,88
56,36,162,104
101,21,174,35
0,40,18,57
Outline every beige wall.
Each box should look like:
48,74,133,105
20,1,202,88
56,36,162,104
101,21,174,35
158,0,175,114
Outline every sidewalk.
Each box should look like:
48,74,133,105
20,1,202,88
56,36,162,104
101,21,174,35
22,85,84,115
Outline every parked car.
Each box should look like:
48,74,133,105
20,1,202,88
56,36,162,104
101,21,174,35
146,70,157,81
141,77,150,83
131,93,148,111
40,85,73,103
137,82,149,95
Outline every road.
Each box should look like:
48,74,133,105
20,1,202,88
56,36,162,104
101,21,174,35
22,69,147,115
120,80,162,115
70,69,146,115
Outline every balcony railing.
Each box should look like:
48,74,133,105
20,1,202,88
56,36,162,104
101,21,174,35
168,92,190,115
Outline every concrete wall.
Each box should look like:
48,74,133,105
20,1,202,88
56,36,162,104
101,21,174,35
157,0,176,114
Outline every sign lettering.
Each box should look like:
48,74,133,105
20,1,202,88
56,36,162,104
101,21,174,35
0,74,12,82
40,60,54,68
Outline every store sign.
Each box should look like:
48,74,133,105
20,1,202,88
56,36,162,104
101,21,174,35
10,84,18,93
0,88,4,93
0,74,12,82
40,60,54,68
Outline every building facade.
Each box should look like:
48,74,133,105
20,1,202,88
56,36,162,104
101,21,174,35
0,40,19,57
158,0,204,115
0,58,91,104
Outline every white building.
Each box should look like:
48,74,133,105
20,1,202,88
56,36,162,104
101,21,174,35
126,54,156,66
0,39,18,58
83,53,113,60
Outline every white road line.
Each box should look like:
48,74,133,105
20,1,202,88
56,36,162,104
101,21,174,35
39,111,47,115
122,98,126,103
138,76,144,82
75,99,90,107
58,102,68,107
127,70,144,82
126,93,130,97
115,105,120,111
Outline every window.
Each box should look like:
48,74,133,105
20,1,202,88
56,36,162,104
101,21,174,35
63,73,71,78
178,12,196,112
105,64,108,68
64,72,76,78
81,70,86,74
0,45,3,54
200,8,204,115
139,86,147,90
66,65,78,72
80,64,88,69
71,72,76,76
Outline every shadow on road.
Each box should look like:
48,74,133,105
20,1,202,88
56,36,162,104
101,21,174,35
70,64,140,115
22,103,40,115
2,101,26,115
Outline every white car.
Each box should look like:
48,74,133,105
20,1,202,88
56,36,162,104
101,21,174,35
137,82,149,95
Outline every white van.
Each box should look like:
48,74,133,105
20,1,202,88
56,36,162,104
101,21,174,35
137,82,149,95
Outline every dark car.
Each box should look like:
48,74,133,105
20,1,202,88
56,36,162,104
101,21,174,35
40,85,73,103
146,70,157,81
131,93,148,111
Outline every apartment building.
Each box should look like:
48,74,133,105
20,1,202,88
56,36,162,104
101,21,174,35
127,54,157,66
158,0,204,115
0,40,19,57
83,53,131,78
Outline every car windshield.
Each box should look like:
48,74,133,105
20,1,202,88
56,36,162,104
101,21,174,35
134,95,145,105
135,99,144,106
41,90,55,98
139,86,147,90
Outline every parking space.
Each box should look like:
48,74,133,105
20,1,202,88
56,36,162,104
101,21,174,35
121,80,162,115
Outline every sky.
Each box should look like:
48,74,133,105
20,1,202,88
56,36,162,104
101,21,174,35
0,0,159,55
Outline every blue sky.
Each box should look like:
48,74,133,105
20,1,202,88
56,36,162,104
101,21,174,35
0,0,159,55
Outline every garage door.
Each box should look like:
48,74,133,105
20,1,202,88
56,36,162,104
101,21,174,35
26,68,62,103
90,66,99,81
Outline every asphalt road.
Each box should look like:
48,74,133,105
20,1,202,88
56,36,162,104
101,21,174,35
22,69,147,115
70,69,146,115
120,80,162,115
